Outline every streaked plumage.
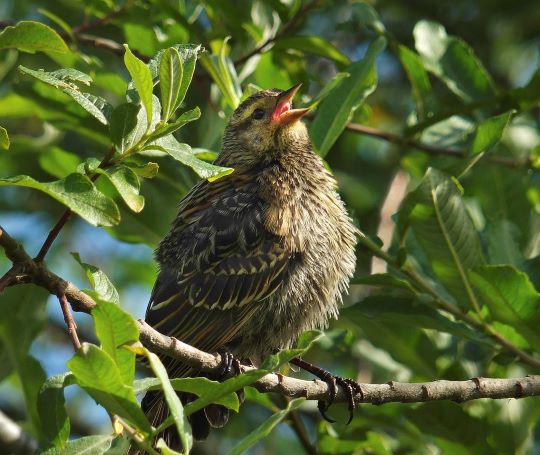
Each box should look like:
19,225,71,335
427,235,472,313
142,85,357,446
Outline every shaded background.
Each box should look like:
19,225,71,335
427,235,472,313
1,0,540,453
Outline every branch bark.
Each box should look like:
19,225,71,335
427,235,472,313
1,225,540,408
0,410,38,455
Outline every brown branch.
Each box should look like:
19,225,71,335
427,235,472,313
0,410,38,455
71,7,125,35
1,225,540,408
57,293,81,350
344,122,527,169
0,263,23,292
35,146,117,262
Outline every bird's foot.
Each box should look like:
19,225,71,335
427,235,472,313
290,357,362,424
216,347,242,379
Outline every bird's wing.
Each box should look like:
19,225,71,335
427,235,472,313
145,172,295,371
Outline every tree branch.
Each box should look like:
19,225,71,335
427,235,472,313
1,225,540,408
0,410,38,455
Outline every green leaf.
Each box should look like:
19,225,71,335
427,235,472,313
126,161,159,179
156,439,182,455
260,330,322,371
149,107,201,141
485,220,524,267
109,103,141,153
98,165,145,212
67,343,151,434
133,377,239,411
307,72,350,109
226,398,305,455
145,350,193,453
0,173,120,226
183,371,266,416
0,125,9,150
310,37,386,157
145,136,233,181
273,36,350,67
19,66,112,125
470,265,540,350
399,168,484,310
38,373,71,448
38,9,74,41
123,44,154,128
200,38,242,109
40,435,114,455
119,95,162,154
159,47,183,121
70,252,120,304
414,20,496,102
91,301,139,385
39,147,82,178
0,21,68,53
353,273,417,293
470,111,512,155
397,45,433,120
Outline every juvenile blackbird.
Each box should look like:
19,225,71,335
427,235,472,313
142,84,357,445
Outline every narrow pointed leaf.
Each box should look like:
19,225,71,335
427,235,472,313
149,107,201,141
310,37,386,157
40,435,114,455
470,111,512,155
123,45,153,128
160,47,183,121
0,174,120,227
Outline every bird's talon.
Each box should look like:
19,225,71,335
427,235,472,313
217,348,236,379
317,400,336,423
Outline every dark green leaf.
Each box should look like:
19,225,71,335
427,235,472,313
414,20,496,101
67,343,151,434
91,301,139,385
40,435,114,455
470,265,540,350
19,66,112,124
273,36,350,67
38,373,71,448
109,103,141,153
399,168,484,309
397,45,433,120
0,21,68,53
470,111,512,155
123,45,153,128
227,398,304,455
0,173,120,226
310,37,386,157
485,220,524,267
159,47,183,121
353,273,416,293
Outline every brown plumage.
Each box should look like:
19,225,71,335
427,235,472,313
142,85,357,446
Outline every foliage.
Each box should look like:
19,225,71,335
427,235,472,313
0,0,539,454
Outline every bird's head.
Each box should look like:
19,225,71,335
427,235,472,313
220,84,310,166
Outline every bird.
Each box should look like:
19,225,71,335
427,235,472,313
141,84,358,448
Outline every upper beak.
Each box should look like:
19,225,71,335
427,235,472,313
272,83,310,124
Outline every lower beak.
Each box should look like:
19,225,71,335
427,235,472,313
272,83,310,124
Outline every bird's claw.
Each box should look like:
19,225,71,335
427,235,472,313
217,347,241,379
290,357,361,424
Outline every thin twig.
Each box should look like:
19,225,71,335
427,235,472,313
0,264,23,292
57,292,81,350
288,408,319,455
35,146,117,262
344,122,528,169
71,7,125,34
234,1,317,65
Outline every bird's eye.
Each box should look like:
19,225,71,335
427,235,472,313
252,108,265,120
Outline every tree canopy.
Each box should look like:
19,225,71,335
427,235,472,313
0,0,539,454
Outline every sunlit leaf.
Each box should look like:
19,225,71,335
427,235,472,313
124,44,154,128
98,165,145,212
0,21,68,53
470,111,512,155
0,173,120,226
159,47,183,121
40,435,114,455
0,125,9,150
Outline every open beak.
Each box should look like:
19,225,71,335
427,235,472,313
271,83,310,124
